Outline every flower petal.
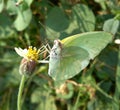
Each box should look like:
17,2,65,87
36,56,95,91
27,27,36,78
14,47,28,58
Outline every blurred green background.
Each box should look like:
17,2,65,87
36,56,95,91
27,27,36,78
0,0,120,110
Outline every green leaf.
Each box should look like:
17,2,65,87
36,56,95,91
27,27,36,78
46,7,69,32
24,0,33,6
31,88,42,103
45,26,61,40
45,4,96,40
0,13,15,39
103,18,119,35
63,4,95,36
72,4,96,32
96,47,117,80
0,0,4,12
6,0,18,14
31,87,57,110
87,98,112,110
36,97,57,110
94,0,107,10
14,4,32,31
45,6,69,39
62,31,113,59
5,67,21,86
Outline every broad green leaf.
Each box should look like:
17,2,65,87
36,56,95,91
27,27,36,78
103,18,119,35
96,47,117,80
45,4,95,40
62,31,113,59
72,4,96,32
63,4,96,35
14,4,32,31
6,0,18,14
62,4,95,36
46,7,69,32
45,7,69,39
6,0,33,15
49,46,89,80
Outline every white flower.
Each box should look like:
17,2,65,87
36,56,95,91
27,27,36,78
15,47,28,59
14,46,40,61
114,39,120,44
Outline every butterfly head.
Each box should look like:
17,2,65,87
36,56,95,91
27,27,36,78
53,39,62,49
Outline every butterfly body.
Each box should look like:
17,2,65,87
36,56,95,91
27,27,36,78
48,40,62,77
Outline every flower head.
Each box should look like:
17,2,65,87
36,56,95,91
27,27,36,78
15,46,40,75
15,46,40,61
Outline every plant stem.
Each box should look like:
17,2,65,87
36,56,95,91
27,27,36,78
73,90,81,110
17,75,26,110
113,46,120,109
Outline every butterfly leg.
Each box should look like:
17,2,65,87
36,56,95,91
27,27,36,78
38,53,50,64
38,60,49,63
43,43,51,54
38,44,51,64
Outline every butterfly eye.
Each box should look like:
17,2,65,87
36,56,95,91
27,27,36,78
54,40,62,48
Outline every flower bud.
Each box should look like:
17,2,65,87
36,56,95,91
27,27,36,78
19,58,36,75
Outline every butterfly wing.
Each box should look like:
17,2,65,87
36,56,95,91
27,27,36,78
61,32,113,59
48,46,89,80
48,32,113,81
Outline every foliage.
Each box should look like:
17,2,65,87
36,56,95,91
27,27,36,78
0,0,120,110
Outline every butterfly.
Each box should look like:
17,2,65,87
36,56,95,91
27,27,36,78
39,31,113,81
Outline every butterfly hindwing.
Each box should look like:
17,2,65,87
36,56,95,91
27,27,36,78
49,46,89,80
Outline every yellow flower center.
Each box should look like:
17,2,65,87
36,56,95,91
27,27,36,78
26,46,40,61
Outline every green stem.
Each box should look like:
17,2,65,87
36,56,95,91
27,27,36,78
73,90,81,110
17,75,26,110
22,73,35,103
113,46,120,109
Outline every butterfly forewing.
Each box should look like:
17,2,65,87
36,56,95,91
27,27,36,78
62,32,113,59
